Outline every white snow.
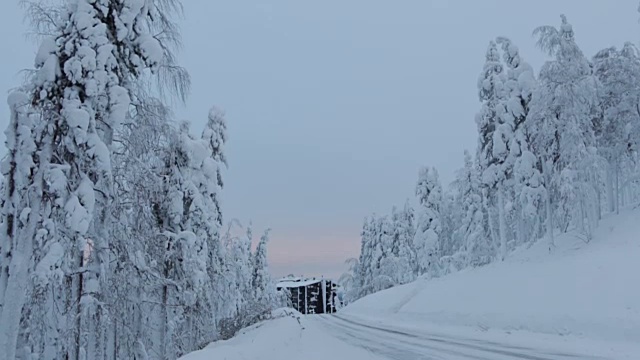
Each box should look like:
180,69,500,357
179,308,386,360
64,194,91,234
276,278,323,288
136,34,163,69
341,208,640,359
63,106,90,138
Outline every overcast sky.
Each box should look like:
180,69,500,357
0,0,638,279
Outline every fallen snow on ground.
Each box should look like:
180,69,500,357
342,208,640,358
179,308,386,360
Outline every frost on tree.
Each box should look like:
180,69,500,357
529,15,600,247
414,167,442,277
249,230,279,319
0,93,39,360
0,0,190,358
451,150,493,267
474,40,506,259
339,7,640,304
592,43,640,215
343,205,419,301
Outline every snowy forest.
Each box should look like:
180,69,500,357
0,1,284,359
341,14,640,302
2,0,640,359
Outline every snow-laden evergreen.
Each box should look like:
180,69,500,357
474,40,507,260
451,150,493,267
414,167,443,277
341,204,417,303
343,10,640,303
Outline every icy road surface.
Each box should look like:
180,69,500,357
313,314,610,360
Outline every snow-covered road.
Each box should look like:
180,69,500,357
313,314,609,360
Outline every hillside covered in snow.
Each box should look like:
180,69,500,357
340,208,640,358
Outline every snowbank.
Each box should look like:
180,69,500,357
179,308,385,360
342,208,640,356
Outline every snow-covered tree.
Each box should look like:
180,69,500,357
201,107,228,226
495,36,540,249
252,230,277,310
224,221,254,316
592,43,640,214
341,7,640,304
0,1,286,359
475,36,538,260
0,1,168,358
0,93,39,360
356,216,378,297
452,150,493,267
474,40,507,258
393,202,417,282
529,15,601,247
476,41,506,176
109,96,175,359
414,167,442,277
374,214,398,290
338,257,362,305
0,0,192,358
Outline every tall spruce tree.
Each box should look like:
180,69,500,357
414,167,443,277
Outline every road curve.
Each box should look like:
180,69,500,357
312,314,609,360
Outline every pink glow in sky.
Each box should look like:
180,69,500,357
267,228,361,280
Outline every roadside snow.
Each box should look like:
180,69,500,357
342,208,640,358
181,210,640,360
179,308,386,360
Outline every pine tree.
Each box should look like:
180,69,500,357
495,36,539,249
252,230,276,312
414,167,443,277
475,40,506,258
395,202,417,281
476,41,506,176
452,151,493,267
374,214,396,291
354,216,374,298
